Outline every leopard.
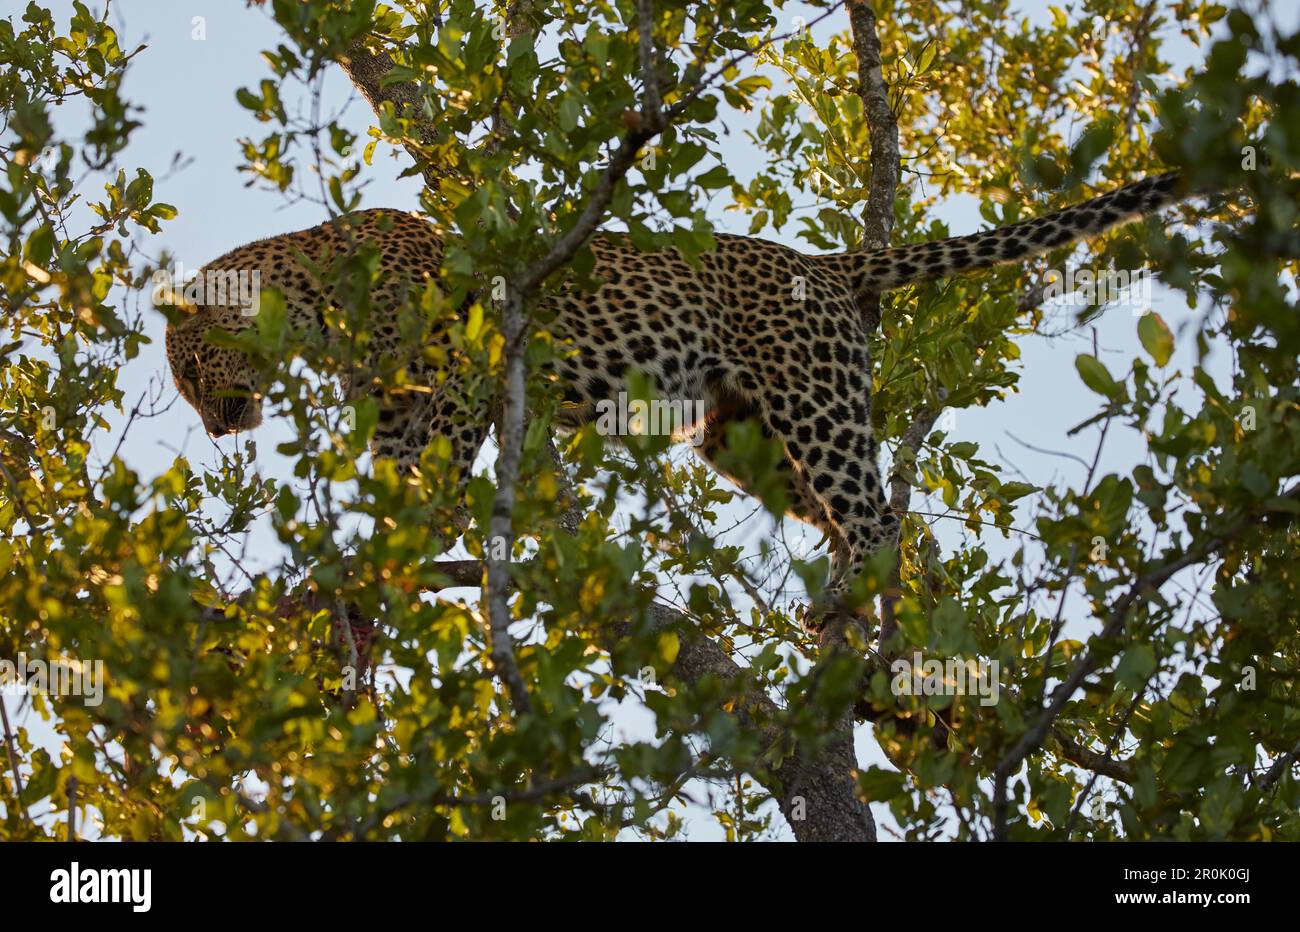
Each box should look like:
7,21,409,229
165,172,1187,601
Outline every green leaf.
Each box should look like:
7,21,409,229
1000,481,1038,502
1138,312,1174,367
1075,354,1119,398
1116,645,1157,689
25,224,54,267
695,165,731,189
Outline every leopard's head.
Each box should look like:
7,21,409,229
163,285,264,438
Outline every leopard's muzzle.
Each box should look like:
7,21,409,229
204,386,262,437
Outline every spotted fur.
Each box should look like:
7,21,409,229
165,172,1185,590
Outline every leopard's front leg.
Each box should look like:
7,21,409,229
370,378,490,533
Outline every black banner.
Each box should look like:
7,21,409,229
0,841,1285,917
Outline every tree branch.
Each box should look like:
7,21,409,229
878,395,945,650
1051,730,1135,785
1257,738,1300,793
480,1,675,718
336,39,450,192
848,1,899,254
622,604,875,841
637,0,663,124
845,2,910,682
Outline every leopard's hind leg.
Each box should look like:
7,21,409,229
691,394,842,547
751,362,896,604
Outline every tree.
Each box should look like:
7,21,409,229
1,0,1296,842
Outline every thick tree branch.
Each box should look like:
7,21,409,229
847,2,898,341
336,40,450,192
622,605,875,841
484,289,534,716
848,1,899,254
637,0,663,124
847,2,935,735
845,2,908,674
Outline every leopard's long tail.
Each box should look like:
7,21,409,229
834,172,1185,294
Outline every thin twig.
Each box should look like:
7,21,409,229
0,695,32,830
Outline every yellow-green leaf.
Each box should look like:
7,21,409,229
1138,312,1174,367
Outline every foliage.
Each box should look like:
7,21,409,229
1,0,1297,840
